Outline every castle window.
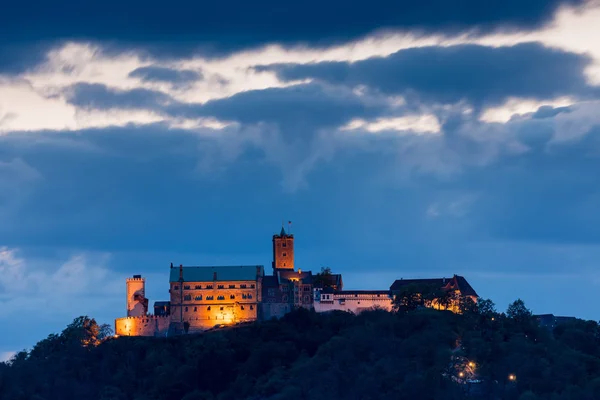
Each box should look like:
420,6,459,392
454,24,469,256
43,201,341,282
217,285,224,289
282,286,288,291
217,295,225,300
207,306,211,311
240,284,247,289
241,305,245,310
282,295,288,302
206,285,213,289
193,307,197,312
229,284,235,289
195,285,202,289
185,307,188,312
184,285,190,290
250,284,255,289
206,296,214,300
282,242,287,248
250,305,254,310
230,295,235,299
247,294,253,299
195,295,202,301
282,252,287,257
173,285,179,290
220,307,224,311
304,286,310,291
184,295,191,301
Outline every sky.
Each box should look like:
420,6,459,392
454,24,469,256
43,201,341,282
2,0,600,361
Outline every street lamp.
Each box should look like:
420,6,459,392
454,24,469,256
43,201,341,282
508,374,517,382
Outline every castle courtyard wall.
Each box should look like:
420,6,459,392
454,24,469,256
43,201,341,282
115,315,170,337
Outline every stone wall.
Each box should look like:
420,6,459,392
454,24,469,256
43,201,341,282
115,315,170,337
314,292,393,314
260,302,293,320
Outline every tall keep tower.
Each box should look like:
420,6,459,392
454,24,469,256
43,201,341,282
272,226,294,271
126,275,148,317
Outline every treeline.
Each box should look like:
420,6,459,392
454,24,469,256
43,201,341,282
1,299,600,400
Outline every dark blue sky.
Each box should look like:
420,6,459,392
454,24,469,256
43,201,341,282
1,0,600,361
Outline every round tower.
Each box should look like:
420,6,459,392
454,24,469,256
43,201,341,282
126,275,148,317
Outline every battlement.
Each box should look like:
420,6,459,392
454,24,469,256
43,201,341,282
126,275,145,282
118,314,170,321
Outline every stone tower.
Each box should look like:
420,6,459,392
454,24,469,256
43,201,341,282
272,226,294,270
126,275,148,317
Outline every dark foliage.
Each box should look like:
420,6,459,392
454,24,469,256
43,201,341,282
1,301,600,400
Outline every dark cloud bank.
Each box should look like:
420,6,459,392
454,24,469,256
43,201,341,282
0,0,587,66
263,43,595,108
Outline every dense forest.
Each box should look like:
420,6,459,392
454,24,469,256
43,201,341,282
2,298,600,400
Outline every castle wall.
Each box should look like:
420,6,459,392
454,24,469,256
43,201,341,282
314,292,393,314
115,315,170,337
170,279,261,332
260,302,293,320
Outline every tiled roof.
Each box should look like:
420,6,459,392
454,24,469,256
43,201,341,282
336,290,390,295
389,275,478,297
169,265,264,282
454,275,478,297
277,269,313,284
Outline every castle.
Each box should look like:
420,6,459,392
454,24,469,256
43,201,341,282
114,226,478,337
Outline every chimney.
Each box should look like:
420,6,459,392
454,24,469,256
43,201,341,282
170,262,173,269
179,264,183,281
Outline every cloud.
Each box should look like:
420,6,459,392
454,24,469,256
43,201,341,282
0,247,121,317
340,115,442,135
266,43,595,110
128,65,203,85
0,0,587,55
65,82,175,110
0,351,15,363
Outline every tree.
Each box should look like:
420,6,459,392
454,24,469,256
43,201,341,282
392,283,442,313
62,316,103,347
313,267,334,289
477,298,497,318
507,299,532,323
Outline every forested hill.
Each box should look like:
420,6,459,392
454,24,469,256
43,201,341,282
2,300,600,400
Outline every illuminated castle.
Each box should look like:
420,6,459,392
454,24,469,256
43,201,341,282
114,226,478,336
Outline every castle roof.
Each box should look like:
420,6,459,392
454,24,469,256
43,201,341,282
389,275,478,297
169,265,264,282
276,269,313,284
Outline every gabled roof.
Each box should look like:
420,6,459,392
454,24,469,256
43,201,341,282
277,269,313,284
390,275,478,297
169,265,264,282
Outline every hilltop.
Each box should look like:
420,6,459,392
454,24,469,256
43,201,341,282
1,300,600,400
